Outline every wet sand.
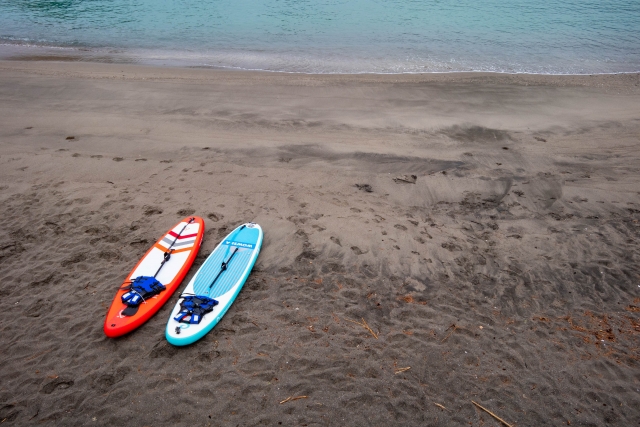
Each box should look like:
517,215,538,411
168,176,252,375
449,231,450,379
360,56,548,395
0,60,639,426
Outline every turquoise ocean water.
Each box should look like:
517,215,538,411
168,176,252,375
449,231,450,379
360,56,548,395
0,0,639,74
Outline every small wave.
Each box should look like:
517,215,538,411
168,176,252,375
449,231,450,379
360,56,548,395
1,40,638,76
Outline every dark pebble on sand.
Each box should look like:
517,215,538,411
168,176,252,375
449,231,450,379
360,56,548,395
355,184,373,192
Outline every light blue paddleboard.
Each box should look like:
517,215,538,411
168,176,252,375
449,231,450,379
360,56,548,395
166,223,262,346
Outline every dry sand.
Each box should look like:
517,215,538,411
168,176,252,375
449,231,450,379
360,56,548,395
0,60,639,426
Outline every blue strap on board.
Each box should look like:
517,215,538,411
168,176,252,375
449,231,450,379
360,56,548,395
120,275,166,316
174,295,219,324
121,276,165,307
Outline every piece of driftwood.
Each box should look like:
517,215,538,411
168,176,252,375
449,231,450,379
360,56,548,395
434,403,449,411
280,396,308,404
344,317,378,339
472,400,514,427
393,174,417,184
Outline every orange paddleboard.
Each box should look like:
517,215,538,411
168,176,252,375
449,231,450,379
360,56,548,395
104,216,204,337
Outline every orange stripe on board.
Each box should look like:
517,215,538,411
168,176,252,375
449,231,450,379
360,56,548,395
153,243,193,254
171,246,193,254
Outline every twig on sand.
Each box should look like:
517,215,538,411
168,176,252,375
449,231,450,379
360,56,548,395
441,324,458,342
343,318,362,327
280,396,308,404
344,318,378,339
472,400,514,427
394,367,411,374
361,318,378,339
434,403,449,411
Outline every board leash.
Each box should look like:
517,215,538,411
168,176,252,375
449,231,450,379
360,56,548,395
153,217,195,278
208,247,238,289
119,217,197,317
208,224,246,290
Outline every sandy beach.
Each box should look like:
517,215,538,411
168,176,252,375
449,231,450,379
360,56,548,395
0,60,639,426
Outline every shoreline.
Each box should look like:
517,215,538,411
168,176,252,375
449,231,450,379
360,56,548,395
0,58,639,426
2,42,640,77
2,59,640,89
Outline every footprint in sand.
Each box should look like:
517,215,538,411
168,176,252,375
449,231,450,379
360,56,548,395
207,212,224,222
92,368,130,392
44,221,63,235
441,241,462,252
25,299,53,318
216,226,230,237
177,208,195,216
41,378,74,394
149,341,178,358
144,206,163,216
129,238,149,247
98,250,121,261
351,246,366,255
61,253,88,267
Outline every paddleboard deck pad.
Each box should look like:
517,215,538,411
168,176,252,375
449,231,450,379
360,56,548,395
166,222,263,346
104,216,204,338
